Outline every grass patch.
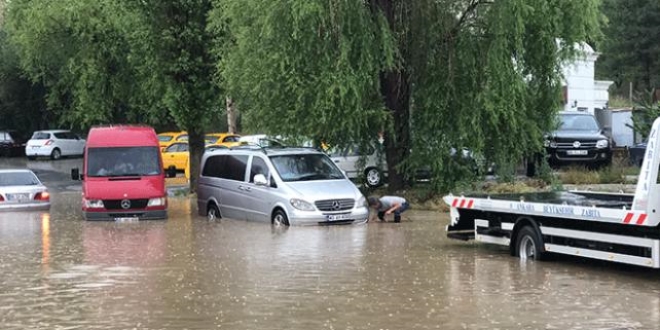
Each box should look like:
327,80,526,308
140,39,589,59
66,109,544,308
558,166,601,184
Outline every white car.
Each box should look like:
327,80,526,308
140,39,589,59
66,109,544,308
25,130,86,160
329,144,386,188
0,169,50,211
238,134,286,148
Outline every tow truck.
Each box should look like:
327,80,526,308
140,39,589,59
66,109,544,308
444,117,660,268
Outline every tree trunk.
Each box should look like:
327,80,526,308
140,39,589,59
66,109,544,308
381,71,411,192
187,128,205,194
226,96,237,134
371,0,411,192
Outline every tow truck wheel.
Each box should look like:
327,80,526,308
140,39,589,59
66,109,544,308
515,226,545,261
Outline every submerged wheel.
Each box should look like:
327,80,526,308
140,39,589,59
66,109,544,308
207,204,220,221
272,209,290,227
51,148,61,160
365,168,382,188
516,226,545,260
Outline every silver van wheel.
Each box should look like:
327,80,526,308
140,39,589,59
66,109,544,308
365,168,381,187
207,204,220,221
272,209,290,226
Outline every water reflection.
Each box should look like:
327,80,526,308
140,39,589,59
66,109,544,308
1,196,660,329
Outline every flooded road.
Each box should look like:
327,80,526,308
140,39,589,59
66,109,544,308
1,192,660,330
1,157,659,329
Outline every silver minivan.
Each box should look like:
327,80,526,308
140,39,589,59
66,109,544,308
197,147,369,226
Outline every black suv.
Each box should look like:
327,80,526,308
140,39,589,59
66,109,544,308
0,130,28,157
544,112,612,167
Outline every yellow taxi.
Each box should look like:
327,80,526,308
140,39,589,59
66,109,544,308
158,131,188,150
161,141,189,171
205,133,242,148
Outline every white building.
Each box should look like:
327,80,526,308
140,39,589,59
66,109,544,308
560,43,613,114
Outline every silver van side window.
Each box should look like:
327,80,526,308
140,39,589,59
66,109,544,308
223,155,249,181
202,155,225,178
250,157,270,183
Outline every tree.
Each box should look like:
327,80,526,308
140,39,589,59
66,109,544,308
4,0,167,130
598,0,660,92
630,91,660,140
128,0,222,192
5,0,223,193
216,0,602,191
0,28,48,133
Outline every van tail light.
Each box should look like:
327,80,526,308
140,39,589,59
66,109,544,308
44,140,54,146
0,194,4,202
34,192,50,201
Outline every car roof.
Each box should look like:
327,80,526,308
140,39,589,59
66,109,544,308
0,169,37,174
205,146,324,157
559,111,594,116
87,125,159,147
33,129,70,134
158,131,187,136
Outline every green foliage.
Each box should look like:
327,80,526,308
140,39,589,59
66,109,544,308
630,91,660,140
0,28,48,132
215,0,395,146
598,0,660,91
4,0,151,129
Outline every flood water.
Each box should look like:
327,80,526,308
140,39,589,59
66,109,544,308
1,192,660,329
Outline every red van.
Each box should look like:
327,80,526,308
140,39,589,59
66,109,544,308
71,126,168,220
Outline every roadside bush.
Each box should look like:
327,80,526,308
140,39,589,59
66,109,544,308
598,157,628,184
559,166,600,184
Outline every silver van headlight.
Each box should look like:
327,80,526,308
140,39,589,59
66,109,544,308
356,195,367,208
290,198,315,211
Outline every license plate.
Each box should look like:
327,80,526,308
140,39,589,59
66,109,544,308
326,214,351,221
6,193,29,202
115,217,139,222
566,150,588,155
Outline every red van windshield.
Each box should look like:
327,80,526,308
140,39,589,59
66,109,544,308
87,147,161,177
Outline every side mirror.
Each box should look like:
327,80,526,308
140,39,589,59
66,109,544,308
71,168,81,181
166,167,177,178
254,174,268,186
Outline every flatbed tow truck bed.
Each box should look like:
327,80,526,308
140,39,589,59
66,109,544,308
443,117,660,268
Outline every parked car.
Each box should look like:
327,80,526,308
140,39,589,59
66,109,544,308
629,141,647,167
239,134,286,148
329,143,385,188
0,130,28,157
196,146,369,225
25,130,86,160
544,111,612,167
0,169,50,211
205,133,242,148
161,142,189,172
157,131,188,151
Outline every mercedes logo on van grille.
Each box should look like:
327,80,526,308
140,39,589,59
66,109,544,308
120,199,131,210
573,141,581,148
332,201,341,210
